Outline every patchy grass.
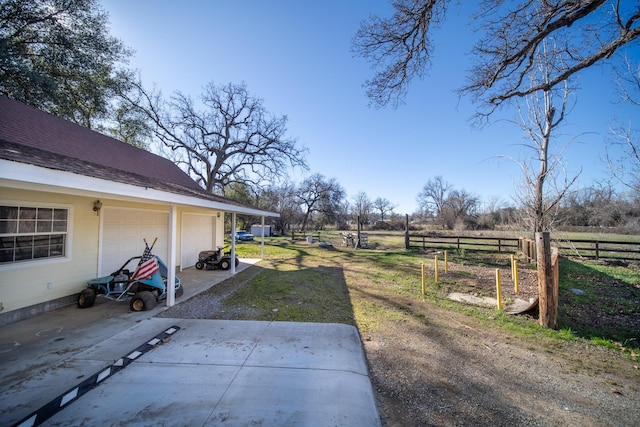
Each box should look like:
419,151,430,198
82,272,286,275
558,258,640,350
222,236,640,357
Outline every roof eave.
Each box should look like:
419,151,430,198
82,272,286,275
0,160,279,217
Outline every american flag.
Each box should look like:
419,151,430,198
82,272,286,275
131,245,159,281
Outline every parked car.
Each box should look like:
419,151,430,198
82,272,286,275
233,230,254,241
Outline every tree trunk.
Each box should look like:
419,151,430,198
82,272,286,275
536,232,557,328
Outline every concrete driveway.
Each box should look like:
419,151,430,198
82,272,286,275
0,261,380,426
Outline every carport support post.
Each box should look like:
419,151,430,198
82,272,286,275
230,212,237,274
260,215,265,259
166,204,177,307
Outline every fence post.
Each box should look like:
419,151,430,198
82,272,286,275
536,232,557,329
404,214,410,249
595,241,599,260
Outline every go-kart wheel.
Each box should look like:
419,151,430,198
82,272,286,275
142,291,157,309
195,261,204,270
219,259,230,270
77,288,96,308
175,285,184,298
129,290,157,311
235,257,239,267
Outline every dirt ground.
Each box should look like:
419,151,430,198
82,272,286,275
359,291,639,426
161,261,640,427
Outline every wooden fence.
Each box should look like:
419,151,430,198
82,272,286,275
407,234,519,253
407,234,640,262
520,237,640,262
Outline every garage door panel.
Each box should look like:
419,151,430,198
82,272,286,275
182,214,214,269
101,207,168,276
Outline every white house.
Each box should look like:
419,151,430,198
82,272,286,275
0,95,277,325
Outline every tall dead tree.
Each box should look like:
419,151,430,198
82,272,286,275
514,40,581,327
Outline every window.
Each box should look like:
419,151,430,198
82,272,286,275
0,205,69,264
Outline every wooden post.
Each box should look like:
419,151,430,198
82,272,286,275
421,263,426,295
404,214,410,249
536,232,557,329
444,250,448,273
495,269,503,310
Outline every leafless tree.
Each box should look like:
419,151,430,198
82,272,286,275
120,80,307,194
512,46,580,233
351,191,373,228
373,197,397,222
559,182,621,227
353,1,640,113
606,56,640,195
296,174,345,232
481,195,506,215
441,189,479,229
416,176,452,219
260,183,301,234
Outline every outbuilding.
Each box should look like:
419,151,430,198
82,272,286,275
251,224,272,237
0,96,277,325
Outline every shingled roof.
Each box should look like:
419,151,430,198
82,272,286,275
0,95,245,207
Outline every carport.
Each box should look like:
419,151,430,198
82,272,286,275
0,95,277,324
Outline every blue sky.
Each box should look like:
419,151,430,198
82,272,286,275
101,1,638,215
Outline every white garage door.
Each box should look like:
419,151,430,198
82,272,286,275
101,207,169,276
181,213,215,269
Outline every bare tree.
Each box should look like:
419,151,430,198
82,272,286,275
606,56,640,195
559,182,621,227
351,191,373,228
416,176,452,220
120,80,307,194
260,183,301,235
373,197,396,222
513,40,580,233
297,174,345,232
352,0,448,108
353,1,640,112
439,189,479,230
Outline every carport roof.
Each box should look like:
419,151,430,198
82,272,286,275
0,96,275,216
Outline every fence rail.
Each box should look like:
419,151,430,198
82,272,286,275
407,234,640,261
407,235,519,253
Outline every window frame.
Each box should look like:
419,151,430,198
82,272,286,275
0,201,73,270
